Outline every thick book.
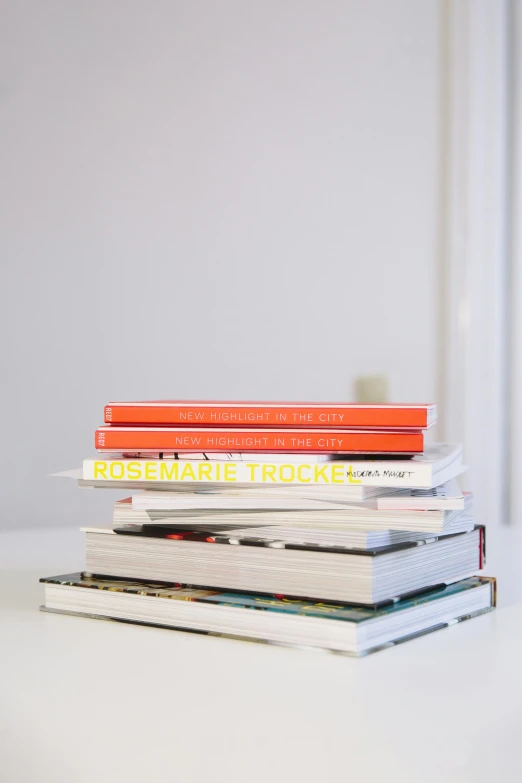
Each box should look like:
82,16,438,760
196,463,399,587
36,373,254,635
83,526,484,605
94,426,424,454
40,574,495,657
125,491,473,534
104,400,437,430
81,443,463,489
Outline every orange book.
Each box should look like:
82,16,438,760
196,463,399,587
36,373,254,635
94,426,424,454
104,401,436,430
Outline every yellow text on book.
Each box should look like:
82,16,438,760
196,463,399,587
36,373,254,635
91,461,348,484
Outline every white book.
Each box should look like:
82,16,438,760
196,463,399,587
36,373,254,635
81,526,483,605
130,481,471,513
130,491,405,512
120,497,472,534
197,481,468,510
376,479,468,510
113,500,475,545
78,443,464,490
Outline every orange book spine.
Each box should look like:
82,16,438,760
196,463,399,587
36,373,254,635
95,426,424,454
104,402,433,429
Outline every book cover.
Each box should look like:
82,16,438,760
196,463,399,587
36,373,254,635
94,426,424,454
104,401,437,430
40,574,496,655
40,573,494,622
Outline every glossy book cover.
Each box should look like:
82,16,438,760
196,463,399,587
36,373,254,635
40,573,495,623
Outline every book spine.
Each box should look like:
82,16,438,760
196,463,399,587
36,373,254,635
104,404,429,429
84,458,431,486
94,427,424,454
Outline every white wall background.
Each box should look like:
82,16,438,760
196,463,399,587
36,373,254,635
1,0,440,529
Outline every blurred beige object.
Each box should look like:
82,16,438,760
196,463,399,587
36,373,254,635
355,375,389,403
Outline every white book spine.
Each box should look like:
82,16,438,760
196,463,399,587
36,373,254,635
83,458,434,488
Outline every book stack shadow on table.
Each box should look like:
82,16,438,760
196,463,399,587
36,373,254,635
42,400,496,656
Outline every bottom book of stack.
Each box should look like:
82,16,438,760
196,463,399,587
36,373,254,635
41,574,496,657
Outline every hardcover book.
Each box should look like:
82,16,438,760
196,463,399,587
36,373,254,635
40,574,495,656
82,526,484,606
94,426,424,455
81,443,463,489
103,401,437,430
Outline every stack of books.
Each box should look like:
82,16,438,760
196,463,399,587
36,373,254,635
42,400,496,656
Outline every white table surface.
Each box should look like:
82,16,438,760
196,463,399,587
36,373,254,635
2,526,522,783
